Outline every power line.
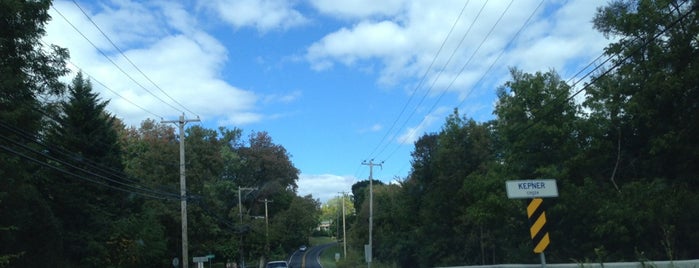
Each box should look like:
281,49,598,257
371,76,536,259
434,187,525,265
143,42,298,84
455,0,545,109
502,1,698,144
0,129,180,201
41,47,165,119
40,39,163,119
380,0,516,163
0,119,181,200
50,4,185,114
365,0,473,160
69,0,199,117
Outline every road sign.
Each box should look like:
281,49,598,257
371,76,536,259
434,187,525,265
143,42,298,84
364,244,372,263
193,256,209,263
527,198,550,253
506,179,558,199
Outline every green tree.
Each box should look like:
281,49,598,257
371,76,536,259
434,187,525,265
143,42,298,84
321,195,355,237
44,73,128,267
350,179,384,212
0,1,69,266
584,0,699,259
236,131,299,192
494,68,580,180
120,119,180,264
269,194,320,257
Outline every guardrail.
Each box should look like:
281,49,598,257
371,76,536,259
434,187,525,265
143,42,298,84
437,259,699,268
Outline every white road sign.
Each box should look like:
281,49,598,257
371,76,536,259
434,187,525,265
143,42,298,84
506,179,558,199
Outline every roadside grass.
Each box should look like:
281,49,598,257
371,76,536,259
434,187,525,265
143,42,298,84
309,236,336,246
313,236,396,268
311,236,340,268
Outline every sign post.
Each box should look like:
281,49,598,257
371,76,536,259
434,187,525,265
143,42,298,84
506,179,558,268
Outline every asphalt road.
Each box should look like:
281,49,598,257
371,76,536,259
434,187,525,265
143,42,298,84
288,242,337,268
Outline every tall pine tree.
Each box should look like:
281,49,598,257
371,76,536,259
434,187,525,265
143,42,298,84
45,72,128,267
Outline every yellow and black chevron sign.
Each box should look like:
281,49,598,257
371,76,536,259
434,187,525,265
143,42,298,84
527,198,550,253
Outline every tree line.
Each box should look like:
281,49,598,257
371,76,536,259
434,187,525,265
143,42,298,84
0,1,318,267
342,1,699,267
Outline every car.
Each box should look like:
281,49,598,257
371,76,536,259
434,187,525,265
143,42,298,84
266,260,289,268
299,245,307,252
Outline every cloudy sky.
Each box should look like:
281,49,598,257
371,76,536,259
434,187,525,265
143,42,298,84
44,0,611,203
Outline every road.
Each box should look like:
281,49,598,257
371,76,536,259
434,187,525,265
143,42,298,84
288,242,337,268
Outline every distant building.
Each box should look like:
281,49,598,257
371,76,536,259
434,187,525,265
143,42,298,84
316,220,331,231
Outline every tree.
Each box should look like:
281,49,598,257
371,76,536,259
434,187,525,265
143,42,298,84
584,0,699,259
350,179,384,212
494,68,580,180
321,196,355,237
0,1,69,266
236,131,299,195
590,0,699,186
44,72,129,267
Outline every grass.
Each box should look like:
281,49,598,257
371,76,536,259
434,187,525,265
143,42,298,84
310,236,340,268
313,236,396,268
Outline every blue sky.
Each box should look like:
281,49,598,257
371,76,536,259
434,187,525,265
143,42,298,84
44,0,610,203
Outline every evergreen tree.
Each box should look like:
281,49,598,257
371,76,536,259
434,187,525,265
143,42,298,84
0,0,69,266
45,72,128,267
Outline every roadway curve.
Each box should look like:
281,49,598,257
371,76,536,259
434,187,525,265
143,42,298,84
288,242,337,268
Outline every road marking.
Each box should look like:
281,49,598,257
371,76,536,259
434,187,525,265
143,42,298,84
301,250,309,268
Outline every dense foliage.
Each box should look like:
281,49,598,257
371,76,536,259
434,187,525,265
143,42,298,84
345,0,699,266
0,1,319,267
2,0,698,267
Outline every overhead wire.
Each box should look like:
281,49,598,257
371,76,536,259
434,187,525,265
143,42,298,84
455,0,545,109
380,0,516,163
364,0,473,159
39,42,165,119
388,1,695,177
69,0,200,117
50,4,185,115
0,121,181,200
371,0,490,162
389,0,546,178
0,123,180,201
354,0,476,182
494,0,698,145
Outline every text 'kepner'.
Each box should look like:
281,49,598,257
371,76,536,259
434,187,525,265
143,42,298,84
518,182,546,189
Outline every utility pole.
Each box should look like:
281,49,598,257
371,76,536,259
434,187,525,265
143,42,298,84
259,198,273,256
338,192,347,259
362,159,383,268
238,186,257,268
162,114,199,268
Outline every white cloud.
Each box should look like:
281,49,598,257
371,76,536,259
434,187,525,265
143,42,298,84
305,0,609,97
305,0,610,149
200,0,308,32
263,90,302,104
306,20,411,69
358,123,383,134
44,0,261,126
297,174,356,203
397,106,449,144
309,0,406,19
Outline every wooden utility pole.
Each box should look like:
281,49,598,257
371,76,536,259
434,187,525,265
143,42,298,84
362,159,383,268
162,114,199,268
238,186,257,267
259,198,273,255
338,191,347,259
